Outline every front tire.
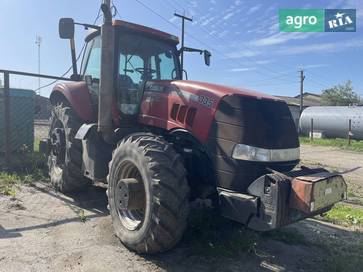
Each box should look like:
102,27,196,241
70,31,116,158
47,104,89,193
107,134,190,253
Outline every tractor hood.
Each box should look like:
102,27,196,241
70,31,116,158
141,80,288,143
170,80,281,102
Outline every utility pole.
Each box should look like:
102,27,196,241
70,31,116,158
35,35,42,96
299,70,305,115
174,12,192,79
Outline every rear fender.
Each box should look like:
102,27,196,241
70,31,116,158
50,82,95,122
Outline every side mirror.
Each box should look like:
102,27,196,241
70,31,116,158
204,50,211,66
59,18,75,39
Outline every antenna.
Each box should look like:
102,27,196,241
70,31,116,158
35,35,42,96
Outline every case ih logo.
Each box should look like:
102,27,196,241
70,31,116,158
279,9,356,32
325,9,356,32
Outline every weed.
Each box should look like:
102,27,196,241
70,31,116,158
322,203,363,226
0,172,21,196
347,190,357,198
79,210,87,223
0,139,48,197
300,137,363,152
3,186,17,198
0,168,46,196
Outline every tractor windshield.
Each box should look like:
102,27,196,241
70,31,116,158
118,32,181,84
117,32,180,115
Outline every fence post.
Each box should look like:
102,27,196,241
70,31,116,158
348,119,352,145
310,118,314,141
3,71,11,164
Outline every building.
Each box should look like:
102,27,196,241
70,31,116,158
35,95,51,120
275,92,321,130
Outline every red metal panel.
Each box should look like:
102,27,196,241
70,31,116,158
172,80,281,101
51,82,95,122
138,80,281,143
290,179,313,213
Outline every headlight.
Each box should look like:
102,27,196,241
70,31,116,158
232,144,300,162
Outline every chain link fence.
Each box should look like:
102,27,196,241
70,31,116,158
0,70,70,169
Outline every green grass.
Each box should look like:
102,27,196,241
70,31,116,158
0,172,23,197
34,139,40,153
300,137,363,152
0,169,46,196
322,203,363,226
0,172,20,197
347,190,358,198
0,140,47,196
0,137,49,198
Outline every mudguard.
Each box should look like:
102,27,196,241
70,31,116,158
50,81,94,122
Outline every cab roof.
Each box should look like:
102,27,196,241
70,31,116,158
85,20,179,45
113,20,179,44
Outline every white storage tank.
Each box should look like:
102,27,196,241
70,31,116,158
299,106,363,140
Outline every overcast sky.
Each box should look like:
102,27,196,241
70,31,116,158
0,0,362,97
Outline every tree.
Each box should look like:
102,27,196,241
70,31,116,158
321,81,361,106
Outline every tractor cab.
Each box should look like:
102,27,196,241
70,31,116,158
80,20,182,121
59,17,210,127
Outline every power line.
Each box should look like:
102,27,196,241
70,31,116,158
93,7,102,24
133,0,340,93
252,79,298,87
167,0,185,11
133,0,282,80
181,0,337,86
164,0,184,13
111,1,121,19
134,0,181,31
34,7,102,94
179,0,291,77
134,0,221,52
34,43,86,92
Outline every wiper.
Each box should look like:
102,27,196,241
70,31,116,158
125,39,144,69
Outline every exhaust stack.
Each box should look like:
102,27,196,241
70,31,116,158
98,0,115,143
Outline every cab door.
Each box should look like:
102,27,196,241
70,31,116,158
81,35,102,112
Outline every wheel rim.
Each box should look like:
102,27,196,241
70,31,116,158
115,160,146,231
50,120,66,168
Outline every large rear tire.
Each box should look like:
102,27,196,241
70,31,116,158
47,104,89,193
107,134,190,253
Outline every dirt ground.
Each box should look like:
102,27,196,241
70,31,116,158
301,144,363,196
1,144,363,272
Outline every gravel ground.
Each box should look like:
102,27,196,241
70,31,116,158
301,144,363,196
1,144,363,272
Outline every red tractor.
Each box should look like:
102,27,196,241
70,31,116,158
42,2,347,253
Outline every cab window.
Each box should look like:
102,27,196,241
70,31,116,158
117,33,180,115
83,36,101,94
